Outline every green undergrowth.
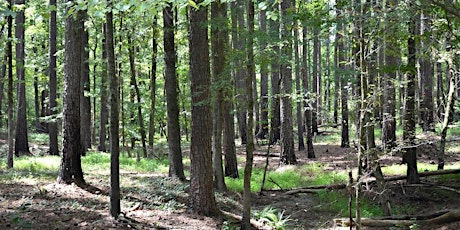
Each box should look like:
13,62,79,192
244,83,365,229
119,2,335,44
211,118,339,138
225,163,348,192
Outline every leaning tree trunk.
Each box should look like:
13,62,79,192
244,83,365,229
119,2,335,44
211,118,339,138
164,4,185,181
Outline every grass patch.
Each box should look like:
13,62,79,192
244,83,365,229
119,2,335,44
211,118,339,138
226,163,348,192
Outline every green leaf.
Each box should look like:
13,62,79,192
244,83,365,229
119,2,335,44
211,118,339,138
188,0,198,10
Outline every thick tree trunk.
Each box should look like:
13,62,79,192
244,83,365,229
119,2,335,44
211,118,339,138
57,6,85,186
106,7,120,218
164,5,185,181
14,0,30,157
48,0,58,156
189,2,219,216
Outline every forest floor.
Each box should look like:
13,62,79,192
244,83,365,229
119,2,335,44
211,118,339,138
1,131,460,229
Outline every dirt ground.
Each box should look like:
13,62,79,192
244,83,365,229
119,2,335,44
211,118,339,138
1,133,459,229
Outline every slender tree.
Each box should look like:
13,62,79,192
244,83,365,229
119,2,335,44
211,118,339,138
98,23,108,152
242,0,255,228
269,1,281,144
106,4,120,217
280,0,296,165
149,19,158,149
234,0,247,145
81,29,91,154
403,0,420,184
189,1,219,216
302,26,315,159
164,4,185,181
294,23,305,151
337,0,349,148
14,0,30,156
256,9,269,140
48,0,58,155
211,0,228,191
7,0,14,168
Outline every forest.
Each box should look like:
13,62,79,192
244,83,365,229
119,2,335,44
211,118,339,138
1,0,460,229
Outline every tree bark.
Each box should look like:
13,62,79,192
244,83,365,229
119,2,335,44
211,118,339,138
164,5,185,181
337,1,349,148
98,23,108,152
48,0,59,156
403,0,420,184
269,3,281,145
7,0,14,168
211,0,228,191
294,24,305,151
81,29,91,154
57,4,85,186
242,1,255,228
279,0,296,165
234,0,247,145
438,77,455,170
106,6,120,218
302,27,315,159
189,2,219,216
256,9,269,140
148,19,158,150
14,0,30,157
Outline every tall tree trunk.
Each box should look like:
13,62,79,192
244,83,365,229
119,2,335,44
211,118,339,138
14,0,30,156
256,9,269,140
48,0,58,156
7,0,14,168
438,77,455,170
164,5,185,181
106,5,120,218
235,0,247,145
81,29,91,153
382,0,398,150
295,24,305,151
280,0,296,165
337,1,349,148
211,0,228,191
303,27,315,159
419,11,435,132
98,23,108,152
242,1,255,228
269,2,281,145
189,2,219,216
403,0,420,184
311,27,319,134
57,5,86,186
149,19,158,150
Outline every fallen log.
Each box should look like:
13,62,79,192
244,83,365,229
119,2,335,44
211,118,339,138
272,169,460,195
334,209,460,227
